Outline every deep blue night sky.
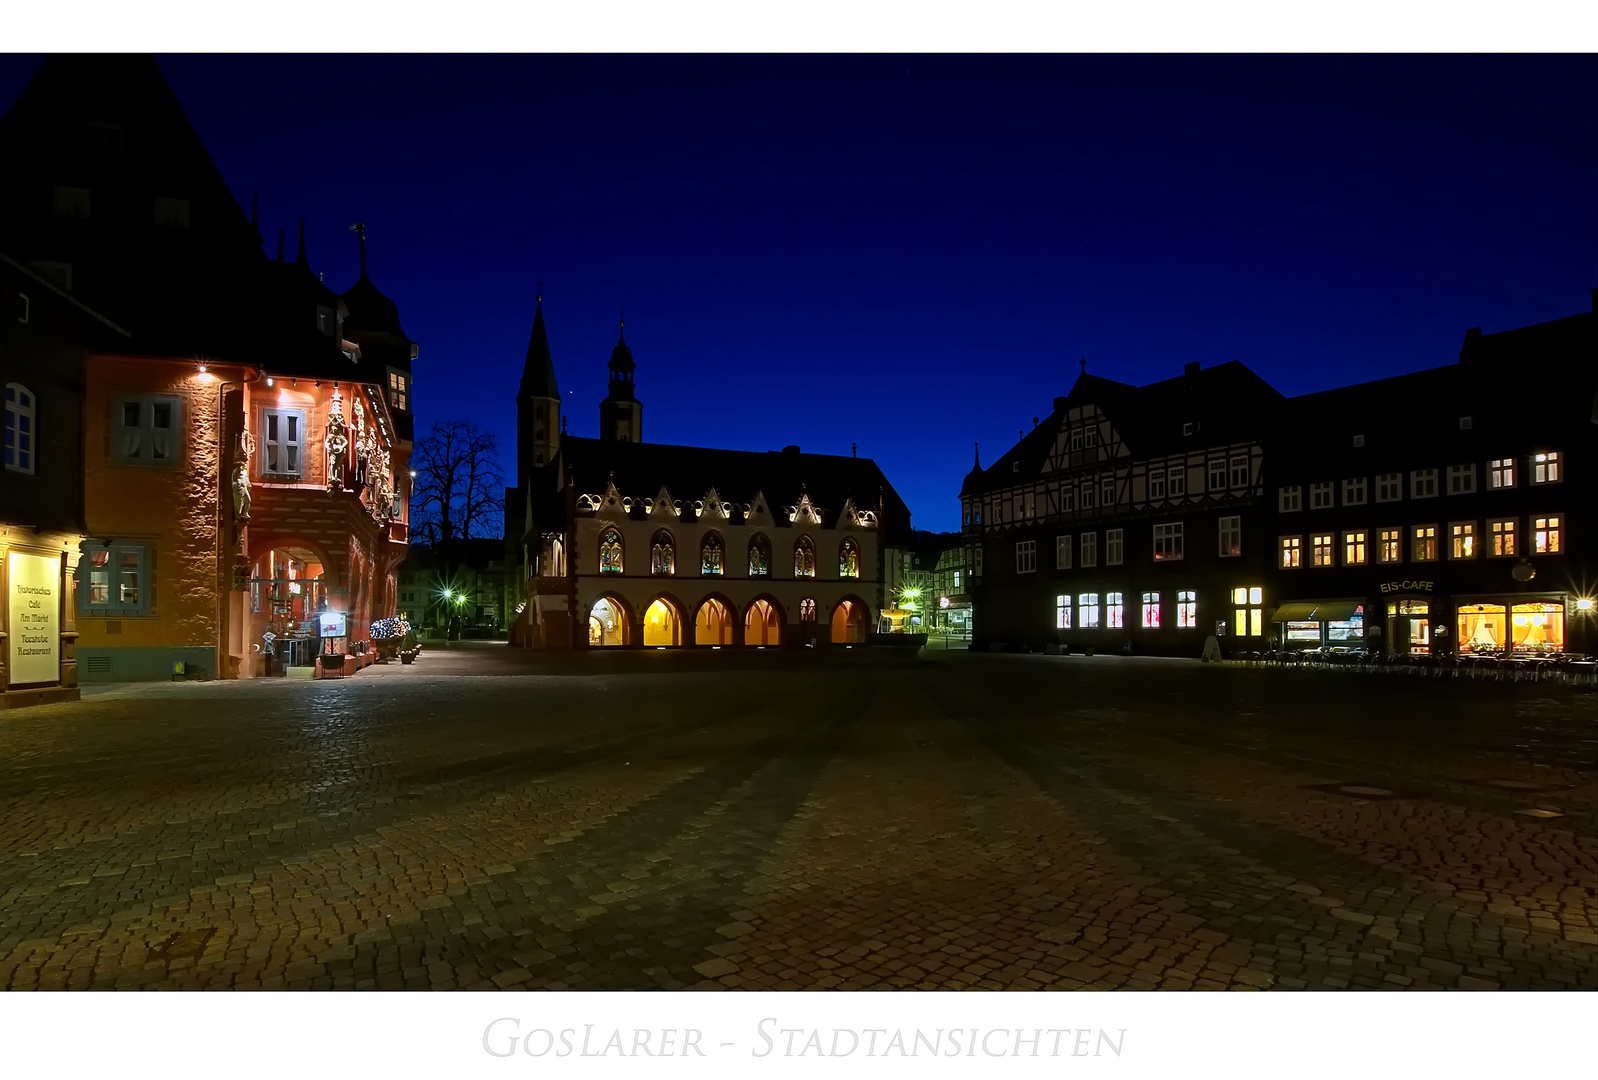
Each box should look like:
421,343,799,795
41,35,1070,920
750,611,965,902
3,55,1593,532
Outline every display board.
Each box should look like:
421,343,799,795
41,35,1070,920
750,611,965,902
7,551,60,686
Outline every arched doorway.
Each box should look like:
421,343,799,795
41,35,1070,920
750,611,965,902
695,597,733,645
643,597,682,646
745,598,782,647
831,599,868,643
588,596,630,646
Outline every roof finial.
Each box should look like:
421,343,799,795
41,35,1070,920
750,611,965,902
295,217,308,267
1080,355,1087,374
349,222,367,277
973,441,981,469
618,308,626,341
852,442,857,458
537,279,544,304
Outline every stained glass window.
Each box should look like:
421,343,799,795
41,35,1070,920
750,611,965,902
701,533,724,575
650,531,674,575
748,535,770,577
839,539,860,579
794,537,816,578
599,529,623,574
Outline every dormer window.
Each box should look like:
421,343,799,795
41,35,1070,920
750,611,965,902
387,370,410,412
316,306,336,336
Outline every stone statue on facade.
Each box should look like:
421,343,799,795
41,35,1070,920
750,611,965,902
231,462,252,522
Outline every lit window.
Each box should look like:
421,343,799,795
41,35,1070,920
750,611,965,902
1489,518,1516,557
1412,525,1437,561
1342,477,1366,505
1310,482,1334,509
1208,459,1226,491
650,531,674,575
1376,473,1402,502
1278,486,1301,512
1015,540,1037,574
1448,464,1476,495
1149,468,1167,501
1411,469,1438,498
260,407,305,478
1078,593,1100,628
1343,530,1367,565
1251,608,1263,636
1533,515,1561,554
1229,456,1249,488
1106,592,1124,628
1176,590,1197,628
1153,522,1184,561
1312,534,1334,567
699,533,725,575
1488,458,1515,489
793,536,815,578
1449,523,1476,559
962,505,971,525
1167,466,1186,497
748,535,771,577
799,598,817,622
953,570,962,587
1532,452,1561,484
78,542,151,616
1218,515,1241,557
599,529,623,573
387,370,410,412
1378,528,1401,564
1105,528,1123,566
1141,592,1161,628
4,383,35,475
1280,536,1301,568
115,394,181,464
1056,594,1072,629
1080,532,1097,568
839,538,860,579
1055,534,1072,570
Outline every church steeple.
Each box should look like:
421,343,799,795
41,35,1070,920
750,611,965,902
517,291,562,485
599,311,642,443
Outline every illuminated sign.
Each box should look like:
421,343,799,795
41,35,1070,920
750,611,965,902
318,611,348,638
7,551,60,685
1379,580,1433,594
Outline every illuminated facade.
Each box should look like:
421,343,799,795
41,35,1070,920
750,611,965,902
504,305,914,648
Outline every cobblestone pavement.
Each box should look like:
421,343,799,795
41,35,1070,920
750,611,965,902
1,644,1592,991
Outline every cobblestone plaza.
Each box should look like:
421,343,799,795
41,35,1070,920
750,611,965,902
0,643,1592,991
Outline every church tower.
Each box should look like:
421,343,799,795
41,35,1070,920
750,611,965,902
516,295,561,487
598,315,642,443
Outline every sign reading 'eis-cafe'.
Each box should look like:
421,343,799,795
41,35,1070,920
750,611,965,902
7,551,60,685
1379,580,1434,594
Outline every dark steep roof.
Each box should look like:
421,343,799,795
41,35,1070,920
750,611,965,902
518,300,559,399
561,437,914,543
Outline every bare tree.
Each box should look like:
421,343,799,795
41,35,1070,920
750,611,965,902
410,420,505,575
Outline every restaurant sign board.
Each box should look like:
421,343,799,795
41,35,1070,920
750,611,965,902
7,551,60,686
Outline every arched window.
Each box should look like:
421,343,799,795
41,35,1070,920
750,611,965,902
701,532,724,576
650,530,675,575
799,598,817,622
839,537,860,579
4,383,36,475
598,528,623,574
794,536,816,578
748,534,771,577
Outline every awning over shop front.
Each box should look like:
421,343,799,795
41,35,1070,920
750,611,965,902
1270,599,1365,623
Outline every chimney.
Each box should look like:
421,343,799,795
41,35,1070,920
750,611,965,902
1184,361,1200,376
1053,396,1067,413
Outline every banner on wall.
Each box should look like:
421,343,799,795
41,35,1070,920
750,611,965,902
7,551,60,686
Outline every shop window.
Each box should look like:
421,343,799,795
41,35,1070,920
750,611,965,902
1488,458,1515,489
1343,477,1366,505
1015,540,1037,574
4,382,35,474
1412,525,1438,561
1229,455,1249,489
1449,522,1476,559
1448,464,1476,495
839,538,861,579
793,535,815,578
1231,586,1263,637
1458,603,1505,653
1106,592,1125,629
598,529,623,574
387,370,410,412
1078,593,1100,628
649,531,675,575
1208,459,1226,492
1100,475,1116,506
1152,522,1183,561
1531,452,1561,484
1105,528,1124,565
1310,482,1334,509
1055,534,1072,570
1312,534,1334,567
1410,469,1438,498
1141,592,1161,628
1378,528,1401,564
1149,469,1167,501
1177,590,1197,628
1278,486,1302,512
1168,466,1186,496
702,533,725,576
1489,518,1516,557
1343,530,1367,566
799,598,817,622
1080,532,1097,568
1510,602,1564,652
1376,473,1401,502
115,394,181,464
260,407,305,478
1218,515,1241,557
1532,515,1561,554
1079,478,1095,510
1056,594,1072,629
1279,536,1301,568
78,542,151,616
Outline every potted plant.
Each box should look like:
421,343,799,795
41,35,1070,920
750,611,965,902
370,617,412,663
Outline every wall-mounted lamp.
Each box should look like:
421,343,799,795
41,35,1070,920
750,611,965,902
266,376,274,387
197,362,209,374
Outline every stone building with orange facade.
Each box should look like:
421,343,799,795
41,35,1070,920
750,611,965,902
0,55,416,683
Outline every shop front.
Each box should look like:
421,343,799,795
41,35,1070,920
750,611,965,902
1270,598,1366,651
1456,595,1569,656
